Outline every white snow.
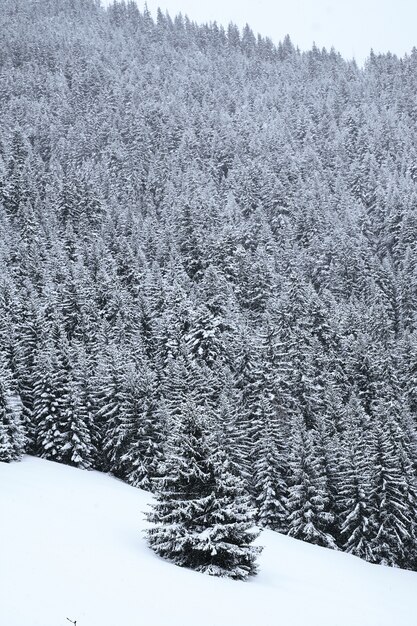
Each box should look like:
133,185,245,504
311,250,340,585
1,456,416,626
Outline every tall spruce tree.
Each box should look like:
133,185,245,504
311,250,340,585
338,395,374,561
287,415,337,549
0,359,26,462
252,395,288,532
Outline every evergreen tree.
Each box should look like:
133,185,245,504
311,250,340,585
0,360,26,462
252,395,288,532
122,360,165,491
32,338,95,468
368,404,417,568
96,346,131,475
32,341,68,461
58,377,95,469
287,415,337,549
146,403,261,579
338,395,374,561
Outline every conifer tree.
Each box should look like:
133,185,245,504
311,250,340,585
58,377,95,469
215,386,246,478
338,395,374,561
32,341,68,461
122,360,165,490
368,403,417,568
146,402,261,579
252,395,288,532
287,415,336,549
97,347,131,475
0,360,26,462
32,338,95,468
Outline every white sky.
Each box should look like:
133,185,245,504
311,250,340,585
105,0,417,64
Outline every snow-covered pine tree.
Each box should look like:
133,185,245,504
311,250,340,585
57,376,95,469
287,414,336,549
367,401,417,568
32,332,95,467
13,293,43,452
122,359,165,491
95,345,130,475
0,358,26,462
32,340,67,460
338,394,374,561
215,386,247,479
252,394,288,532
146,401,261,579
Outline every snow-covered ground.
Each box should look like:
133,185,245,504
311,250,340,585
1,457,416,626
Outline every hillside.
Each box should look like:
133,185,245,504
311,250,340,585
1,456,416,626
1,0,417,573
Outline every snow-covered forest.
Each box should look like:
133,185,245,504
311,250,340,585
1,0,417,574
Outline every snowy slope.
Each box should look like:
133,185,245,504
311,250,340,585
1,457,416,626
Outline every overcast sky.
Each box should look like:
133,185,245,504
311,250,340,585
107,0,417,64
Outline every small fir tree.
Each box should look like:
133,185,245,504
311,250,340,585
146,402,261,579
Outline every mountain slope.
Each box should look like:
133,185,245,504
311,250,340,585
1,457,416,626
2,0,417,570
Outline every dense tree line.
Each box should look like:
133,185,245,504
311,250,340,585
1,0,417,575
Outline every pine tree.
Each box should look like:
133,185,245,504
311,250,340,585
96,346,131,476
146,402,261,579
184,304,226,368
215,386,246,478
58,377,95,469
252,395,288,532
32,341,68,461
122,360,165,491
0,359,26,462
367,407,416,567
287,415,336,549
13,293,43,451
32,338,95,468
338,395,374,561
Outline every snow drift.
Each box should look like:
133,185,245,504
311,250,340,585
1,457,416,626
